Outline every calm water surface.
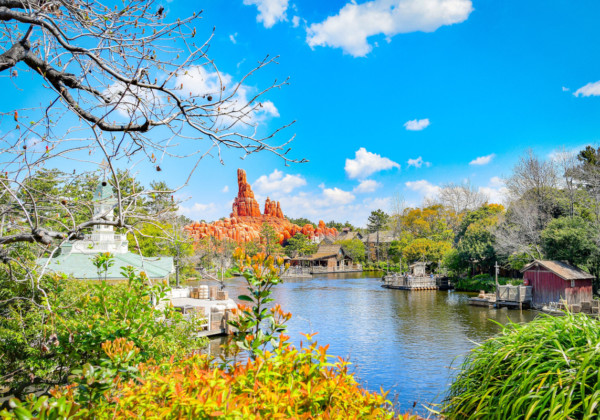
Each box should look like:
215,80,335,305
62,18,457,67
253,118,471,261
207,272,537,415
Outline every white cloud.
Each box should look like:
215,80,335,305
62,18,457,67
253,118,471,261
353,179,381,193
104,81,161,118
292,15,300,27
548,145,588,162
478,186,507,204
177,66,231,97
574,81,600,97
243,0,289,28
176,66,279,127
562,86,570,92
489,176,504,188
368,196,392,210
306,0,473,57
405,179,441,198
222,185,229,193
404,118,430,131
258,100,280,117
479,176,507,204
345,147,400,179
322,187,356,205
469,154,495,166
407,156,431,168
269,190,387,227
229,33,237,44
178,202,218,220
253,169,307,194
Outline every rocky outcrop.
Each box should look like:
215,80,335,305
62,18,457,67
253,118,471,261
185,169,338,244
231,169,261,218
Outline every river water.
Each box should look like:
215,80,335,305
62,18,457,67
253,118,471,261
208,272,538,415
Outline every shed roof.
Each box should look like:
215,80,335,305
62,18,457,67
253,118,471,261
362,230,396,243
311,244,343,260
337,231,363,241
40,252,174,280
521,260,594,281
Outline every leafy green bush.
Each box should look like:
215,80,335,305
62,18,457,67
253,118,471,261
453,275,521,292
443,312,600,419
0,265,205,400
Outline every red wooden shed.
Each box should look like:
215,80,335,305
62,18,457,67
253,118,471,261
521,260,594,307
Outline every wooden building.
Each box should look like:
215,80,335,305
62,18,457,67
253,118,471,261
336,228,363,241
521,260,594,307
287,243,362,274
362,230,396,261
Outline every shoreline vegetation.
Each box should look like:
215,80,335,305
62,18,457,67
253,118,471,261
4,254,600,418
2,0,600,417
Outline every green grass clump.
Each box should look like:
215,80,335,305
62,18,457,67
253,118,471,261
443,312,600,419
454,275,521,292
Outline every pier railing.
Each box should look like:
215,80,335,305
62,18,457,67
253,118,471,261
382,274,437,289
311,264,363,274
282,267,312,277
497,285,532,303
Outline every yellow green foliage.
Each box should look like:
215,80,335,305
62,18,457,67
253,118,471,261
400,205,456,242
402,238,452,264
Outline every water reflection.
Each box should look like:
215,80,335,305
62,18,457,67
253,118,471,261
210,273,537,415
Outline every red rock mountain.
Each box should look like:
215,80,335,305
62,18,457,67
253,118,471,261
185,169,337,244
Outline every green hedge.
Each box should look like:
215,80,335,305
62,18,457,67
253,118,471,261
453,274,522,292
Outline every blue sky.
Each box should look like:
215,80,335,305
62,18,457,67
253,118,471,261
5,0,600,227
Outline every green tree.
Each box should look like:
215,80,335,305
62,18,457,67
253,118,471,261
452,204,504,275
366,210,389,233
541,216,598,268
260,223,284,256
335,238,366,262
287,217,316,228
326,220,356,231
456,219,498,275
285,233,317,257
402,238,452,270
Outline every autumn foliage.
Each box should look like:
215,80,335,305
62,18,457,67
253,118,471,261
67,337,406,418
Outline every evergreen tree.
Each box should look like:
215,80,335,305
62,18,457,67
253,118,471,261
366,209,389,233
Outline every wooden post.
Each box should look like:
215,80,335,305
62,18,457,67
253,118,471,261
495,261,500,304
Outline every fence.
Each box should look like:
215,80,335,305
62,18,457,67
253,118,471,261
311,264,363,274
497,285,532,303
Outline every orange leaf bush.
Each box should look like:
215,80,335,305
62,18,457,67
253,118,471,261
74,335,407,419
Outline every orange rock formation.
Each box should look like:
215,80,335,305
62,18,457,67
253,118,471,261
185,169,337,244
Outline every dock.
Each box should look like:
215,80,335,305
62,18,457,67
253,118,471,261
495,285,532,309
168,286,237,337
382,274,438,290
467,285,533,309
468,292,496,307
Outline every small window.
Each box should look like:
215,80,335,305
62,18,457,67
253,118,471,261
571,279,575,288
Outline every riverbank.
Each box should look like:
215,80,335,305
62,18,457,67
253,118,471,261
210,272,538,415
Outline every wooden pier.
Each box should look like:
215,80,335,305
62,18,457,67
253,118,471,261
382,274,438,290
495,285,532,309
467,285,533,309
168,286,237,337
468,292,496,307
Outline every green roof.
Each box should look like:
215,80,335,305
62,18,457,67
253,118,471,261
39,252,174,280
94,182,114,202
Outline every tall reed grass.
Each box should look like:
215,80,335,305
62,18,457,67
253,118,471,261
443,312,600,419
